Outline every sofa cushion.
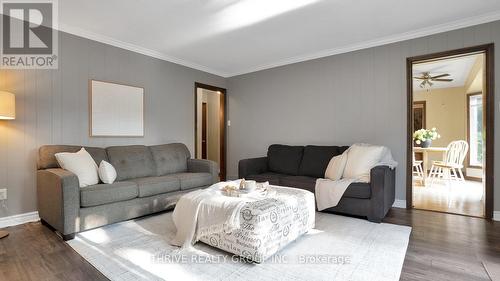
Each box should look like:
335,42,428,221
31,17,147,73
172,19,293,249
80,182,138,207
38,145,108,170
246,172,282,185
131,175,180,197
149,143,190,176
106,145,156,181
279,176,316,193
299,145,350,178
267,144,304,175
174,172,212,190
343,183,371,199
279,176,370,199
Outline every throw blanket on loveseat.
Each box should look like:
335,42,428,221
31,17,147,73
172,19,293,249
315,144,397,211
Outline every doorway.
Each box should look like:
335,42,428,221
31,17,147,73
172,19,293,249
406,44,494,219
195,83,226,180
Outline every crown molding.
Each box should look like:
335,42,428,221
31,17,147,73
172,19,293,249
57,10,500,78
227,10,500,77
58,23,230,78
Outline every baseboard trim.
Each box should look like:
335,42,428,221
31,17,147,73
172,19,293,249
0,211,40,228
494,211,500,222
392,200,407,209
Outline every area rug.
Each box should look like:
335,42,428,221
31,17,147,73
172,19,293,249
67,212,411,281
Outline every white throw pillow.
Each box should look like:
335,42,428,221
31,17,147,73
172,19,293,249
55,148,99,187
343,144,385,182
324,153,347,180
98,160,117,184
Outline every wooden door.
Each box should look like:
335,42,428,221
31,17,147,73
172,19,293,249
202,102,207,159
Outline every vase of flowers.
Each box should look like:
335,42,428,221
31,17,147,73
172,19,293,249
413,128,440,148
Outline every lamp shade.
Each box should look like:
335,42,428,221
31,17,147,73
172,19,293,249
0,91,15,120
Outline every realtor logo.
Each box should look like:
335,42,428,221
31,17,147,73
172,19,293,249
0,0,58,69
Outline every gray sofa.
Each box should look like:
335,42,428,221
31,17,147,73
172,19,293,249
239,144,395,223
37,143,218,240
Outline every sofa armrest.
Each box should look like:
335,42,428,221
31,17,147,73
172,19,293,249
187,159,219,184
238,157,268,178
37,168,80,235
368,165,396,223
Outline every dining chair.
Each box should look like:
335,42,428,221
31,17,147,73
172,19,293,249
412,152,424,185
428,140,469,185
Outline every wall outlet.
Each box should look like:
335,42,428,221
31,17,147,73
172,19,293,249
227,120,231,127
0,189,6,200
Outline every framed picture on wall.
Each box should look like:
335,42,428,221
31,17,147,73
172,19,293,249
90,80,144,137
412,101,426,131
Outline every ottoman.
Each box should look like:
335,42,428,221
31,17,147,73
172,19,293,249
199,185,315,263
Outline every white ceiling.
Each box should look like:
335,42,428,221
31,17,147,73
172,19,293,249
56,0,500,77
413,55,480,90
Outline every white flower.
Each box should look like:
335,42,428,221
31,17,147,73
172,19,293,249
415,140,421,144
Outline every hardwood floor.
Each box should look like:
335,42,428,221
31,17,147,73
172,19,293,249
1,208,499,281
0,221,107,281
413,179,484,217
384,208,499,281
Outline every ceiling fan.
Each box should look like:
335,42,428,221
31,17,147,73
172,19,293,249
413,72,453,88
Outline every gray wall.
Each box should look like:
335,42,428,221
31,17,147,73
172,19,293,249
0,32,225,217
2,20,500,218
227,20,500,211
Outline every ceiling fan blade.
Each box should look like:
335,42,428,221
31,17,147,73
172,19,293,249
432,79,453,82
430,73,450,79
414,77,426,80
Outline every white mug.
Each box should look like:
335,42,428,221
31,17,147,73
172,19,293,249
243,180,257,191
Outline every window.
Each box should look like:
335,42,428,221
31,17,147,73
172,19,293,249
468,93,483,167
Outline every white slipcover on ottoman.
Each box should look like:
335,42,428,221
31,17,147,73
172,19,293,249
199,186,315,262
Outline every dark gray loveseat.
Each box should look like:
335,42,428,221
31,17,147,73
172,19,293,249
37,143,218,240
239,144,395,222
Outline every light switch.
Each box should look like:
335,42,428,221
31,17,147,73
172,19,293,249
227,120,231,127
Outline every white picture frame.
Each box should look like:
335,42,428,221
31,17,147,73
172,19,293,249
90,80,144,137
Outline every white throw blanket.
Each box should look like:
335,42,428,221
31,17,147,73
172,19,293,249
171,180,262,248
315,144,397,211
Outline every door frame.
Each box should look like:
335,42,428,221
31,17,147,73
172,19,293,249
406,44,494,219
194,82,227,180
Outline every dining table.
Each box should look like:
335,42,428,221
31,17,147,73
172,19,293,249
413,146,448,185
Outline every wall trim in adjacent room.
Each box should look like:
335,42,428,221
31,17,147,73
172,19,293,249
0,211,40,228
59,11,500,78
